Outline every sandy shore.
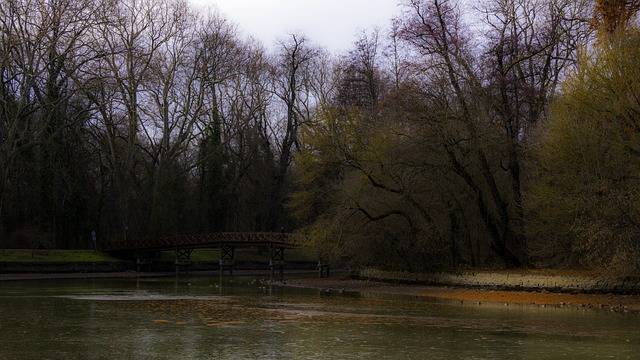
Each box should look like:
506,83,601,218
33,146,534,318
282,277,640,312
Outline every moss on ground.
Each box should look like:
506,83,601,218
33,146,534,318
0,250,122,263
0,247,315,264
155,248,316,263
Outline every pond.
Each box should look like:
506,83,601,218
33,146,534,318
0,274,638,359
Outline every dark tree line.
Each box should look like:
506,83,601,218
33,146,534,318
0,0,321,248
291,0,636,273
2,0,640,275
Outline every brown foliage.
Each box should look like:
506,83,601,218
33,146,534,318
593,0,640,34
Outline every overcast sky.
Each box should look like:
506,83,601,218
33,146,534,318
189,0,403,53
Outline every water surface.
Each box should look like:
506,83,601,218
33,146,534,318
0,275,638,359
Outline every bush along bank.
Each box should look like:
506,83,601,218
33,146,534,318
354,268,640,295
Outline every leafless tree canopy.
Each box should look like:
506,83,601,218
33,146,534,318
4,0,638,274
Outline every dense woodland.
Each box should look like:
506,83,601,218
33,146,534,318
1,0,639,273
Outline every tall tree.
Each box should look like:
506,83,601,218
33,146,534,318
194,10,241,232
269,34,317,230
0,0,98,246
139,0,208,236
335,29,384,110
399,0,525,265
84,0,181,240
480,0,593,258
214,40,275,231
530,29,640,273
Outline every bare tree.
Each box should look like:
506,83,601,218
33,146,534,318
0,0,98,245
335,29,385,110
138,0,205,236
79,0,191,239
480,0,593,257
269,33,318,230
396,0,592,265
194,9,245,232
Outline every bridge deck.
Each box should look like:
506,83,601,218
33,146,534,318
101,232,302,253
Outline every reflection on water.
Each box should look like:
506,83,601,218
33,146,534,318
0,275,638,359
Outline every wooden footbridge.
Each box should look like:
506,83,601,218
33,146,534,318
101,232,310,278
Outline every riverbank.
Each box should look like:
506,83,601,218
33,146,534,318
0,248,316,274
282,276,640,312
0,269,319,281
354,268,640,294
2,254,639,312
0,271,166,281
2,269,639,312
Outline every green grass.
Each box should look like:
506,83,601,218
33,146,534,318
0,250,123,263
0,247,317,264
155,248,316,262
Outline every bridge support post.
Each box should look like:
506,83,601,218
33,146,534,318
219,246,235,276
175,248,193,275
317,261,330,278
269,246,285,281
136,253,153,272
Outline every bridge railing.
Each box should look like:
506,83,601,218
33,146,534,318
101,232,304,252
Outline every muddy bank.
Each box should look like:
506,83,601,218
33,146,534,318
282,277,640,312
3,262,639,312
354,268,640,294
